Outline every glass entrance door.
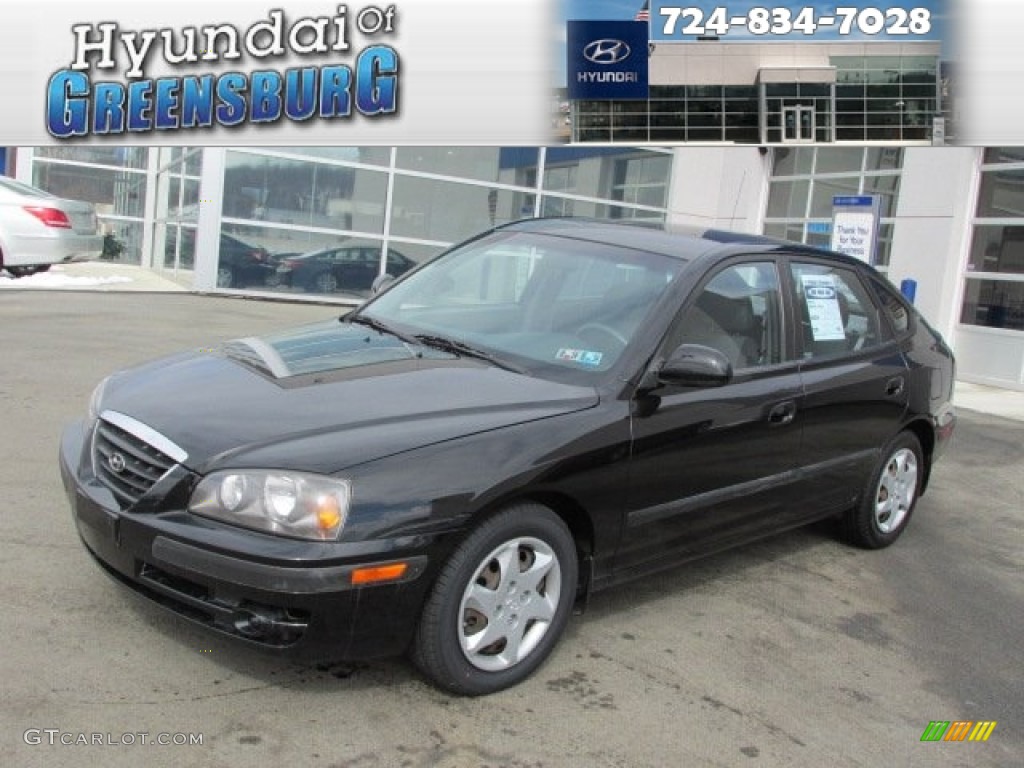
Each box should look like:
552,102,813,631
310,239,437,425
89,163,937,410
783,106,815,143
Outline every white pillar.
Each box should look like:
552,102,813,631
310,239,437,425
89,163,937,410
193,148,226,292
664,147,770,234
885,147,977,344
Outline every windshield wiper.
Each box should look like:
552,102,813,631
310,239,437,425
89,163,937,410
347,314,421,347
413,334,526,374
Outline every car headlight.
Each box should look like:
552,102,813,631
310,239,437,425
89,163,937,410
88,375,111,421
188,470,351,540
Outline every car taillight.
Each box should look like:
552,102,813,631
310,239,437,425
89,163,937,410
23,206,72,229
249,250,266,262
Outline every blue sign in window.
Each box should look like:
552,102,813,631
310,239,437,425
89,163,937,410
0,148,7,175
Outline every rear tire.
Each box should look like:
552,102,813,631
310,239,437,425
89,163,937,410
843,431,923,549
412,503,577,695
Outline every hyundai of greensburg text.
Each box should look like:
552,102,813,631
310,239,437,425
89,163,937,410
60,219,955,695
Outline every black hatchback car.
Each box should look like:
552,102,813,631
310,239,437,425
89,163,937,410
60,219,955,695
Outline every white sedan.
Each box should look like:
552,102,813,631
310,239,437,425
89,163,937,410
0,176,103,277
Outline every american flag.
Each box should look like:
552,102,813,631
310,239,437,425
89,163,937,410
635,1,650,22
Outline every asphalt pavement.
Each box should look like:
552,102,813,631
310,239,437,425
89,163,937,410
1,292,1020,768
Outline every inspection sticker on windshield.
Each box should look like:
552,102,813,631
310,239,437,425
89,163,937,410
557,348,603,366
800,274,846,341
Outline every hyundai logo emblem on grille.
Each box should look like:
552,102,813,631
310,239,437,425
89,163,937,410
108,452,127,474
583,39,631,65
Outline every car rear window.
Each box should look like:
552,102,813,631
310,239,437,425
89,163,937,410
868,276,913,337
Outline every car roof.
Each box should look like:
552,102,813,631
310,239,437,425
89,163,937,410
498,217,869,270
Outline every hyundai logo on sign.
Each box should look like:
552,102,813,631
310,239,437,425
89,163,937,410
568,21,649,101
583,39,632,65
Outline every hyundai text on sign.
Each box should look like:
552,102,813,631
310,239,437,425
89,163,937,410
567,21,650,100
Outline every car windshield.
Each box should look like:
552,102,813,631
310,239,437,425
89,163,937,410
360,230,685,379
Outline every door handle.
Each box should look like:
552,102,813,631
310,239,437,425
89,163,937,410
885,376,905,397
768,400,797,426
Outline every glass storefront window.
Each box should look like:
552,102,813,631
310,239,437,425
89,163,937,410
968,226,1024,274
396,148,538,185
219,222,381,296
960,279,1024,331
865,148,903,171
387,240,447,267
543,149,670,206
765,148,901,266
98,220,144,264
25,145,672,297
161,224,196,270
254,147,391,167
766,180,810,218
976,170,1024,218
763,223,805,243
32,163,147,220
814,148,864,175
390,176,534,243
223,151,387,234
772,148,815,177
538,197,665,222
862,175,901,218
809,177,861,217
983,148,1024,165
33,147,149,170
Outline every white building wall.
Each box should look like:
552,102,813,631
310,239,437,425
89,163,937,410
665,147,769,233
886,147,977,343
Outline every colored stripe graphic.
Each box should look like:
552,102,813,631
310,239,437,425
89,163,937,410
920,720,998,742
920,721,949,742
969,722,997,742
944,721,973,741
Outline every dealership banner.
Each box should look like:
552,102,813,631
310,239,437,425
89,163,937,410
2,0,1024,143
0,0,553,145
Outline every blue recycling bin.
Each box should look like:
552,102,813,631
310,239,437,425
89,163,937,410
899,278,917,304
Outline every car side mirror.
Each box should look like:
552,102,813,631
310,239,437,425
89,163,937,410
657,344,732,388
371,273,395,295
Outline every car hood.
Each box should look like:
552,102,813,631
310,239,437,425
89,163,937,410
98,320,599,474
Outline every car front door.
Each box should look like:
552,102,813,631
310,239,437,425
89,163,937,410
787,258,909,513
617,259,805,577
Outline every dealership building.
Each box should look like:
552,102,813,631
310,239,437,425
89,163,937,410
3,144,1022,390
572,40,944,144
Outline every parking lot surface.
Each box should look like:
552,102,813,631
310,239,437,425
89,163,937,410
1,292,1021,768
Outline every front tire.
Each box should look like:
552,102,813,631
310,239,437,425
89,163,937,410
843,431,923,549
412,503,578,695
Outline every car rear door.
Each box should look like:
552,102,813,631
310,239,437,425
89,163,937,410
618,258,806,576
786,257,909,513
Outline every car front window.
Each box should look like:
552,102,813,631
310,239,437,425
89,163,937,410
361,231,684,378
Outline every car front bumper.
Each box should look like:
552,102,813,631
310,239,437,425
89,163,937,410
59,419,441,661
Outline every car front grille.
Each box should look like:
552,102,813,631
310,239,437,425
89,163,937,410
91,414,184,508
